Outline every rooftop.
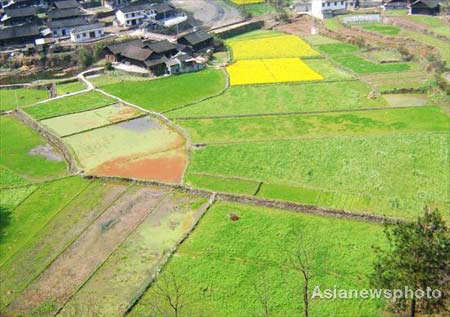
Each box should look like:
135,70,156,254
3,6,37,18
121,46,153,61
52,0,79,10
47,8,83,20
179,30,213,46
47,17,87,29
105,39,144,55
0,23,40,40
71,23,105,33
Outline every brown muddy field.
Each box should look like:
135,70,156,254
8,186,169,315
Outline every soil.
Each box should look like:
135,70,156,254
7,187,169,315
117,116,164,133
28,143,64,161
92,149,187,183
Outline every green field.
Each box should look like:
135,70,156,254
304,58,354,80
0,177,89,267
24,91,115,120
0,88,48,112
177,107,449,143
401,30,450,64
332,55,410,74
0,115,67,184
316,43,359,55
130,202,385,317
361,24,401,35
97,69,226,113
167,81,388,118
360,70,434,92
56,81,86,95
185,173,260,195
186,133,449,219
303,34,341,45
0,185,37,211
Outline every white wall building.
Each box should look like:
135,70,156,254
70,23,105,43
311,0,347,19
116,5,152,27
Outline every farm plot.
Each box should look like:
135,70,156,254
332,54,411,74
303,34,341,45
360,70,434,92
361,24,401,35
0,115,67,184
227,32,319,59
315,43,359,55
60,192,208,316
24,91,115,120
0,181,128,309
167,81,388,118
7,186,168,316
0,185,37,211
0,88,48,112
185,173,260,195
227,58,324,85
186,133,449,220
40,103,144,137
303,58,354,80
177,107,450,144
97,69,226,113
63,116,187,183
56,81,86,95
0,177,89,267
130,202,385,317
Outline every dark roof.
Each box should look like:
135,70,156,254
145,57,167,67
71,23,104,33
3,6,37,18
52,0,79,9
411,0,440,7
118,5,147,13
152,3,175,14
0,23,40,40
143,40,177,53
104,39,144,55
121,46,153,61
179,30,212,46
47,17,86,29
177,54,193,62
47,8,82,20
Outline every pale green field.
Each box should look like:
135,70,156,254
41,104,143,137
63,116,184,171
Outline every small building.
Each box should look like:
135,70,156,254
1,7,38,26
103,38,144,61
119,45,153,68
410,0,440,15
177,30,213,52
143,39,178,57
48,16,87,37
311,0,348,19
383,0,409,10
115,5,147,27
145,57,168,76
47,8,83,21
166,54,204,74
0,23,40,46
70,23,105,43
2,0,39,9
50,0,79,10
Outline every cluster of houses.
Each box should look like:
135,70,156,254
103,29,214,77
0,0,190,49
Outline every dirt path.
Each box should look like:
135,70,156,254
7,186,169,315
171,0,243,29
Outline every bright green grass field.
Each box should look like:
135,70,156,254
0,88,48,112
167,81,388,118
186,133,449,220
98,69,226,113
0,186,37,211
361,24,401,35
177,107,450,144
332,55,410,74
304,58,354,80
24,91,115,120
185,173,260,195
130,202,385,317
315,43,359,55
0,177,89,266
0,116,67,182
56,81,86,95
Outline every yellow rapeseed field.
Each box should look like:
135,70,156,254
227,58,324,86
228,34,319,59
231,0,264,4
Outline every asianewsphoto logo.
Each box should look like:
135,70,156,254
311,286,442,300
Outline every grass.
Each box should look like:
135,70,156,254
186,133,449,220
0,185,37,210
185,173,260,195
0,181,127,309
361,24,401,35
400,30,450,64
176,107,450,144
24,91,115,120
0,177,89,266
323,17,343,31
61,193,207,316
56,81,86,95
362,49,403,63
130,202,386,317
360,70,434,92
0,166,29,188
98,69,226,113
0,115,67,181
241,2,275,15
167,81,388,118
316,43,359,55
0,88,48,112
332,54,410,74
304,59,354,80
303,34,341,45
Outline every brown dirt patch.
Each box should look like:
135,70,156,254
91,149,187,183
7,186,169,316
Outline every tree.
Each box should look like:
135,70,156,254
78,47,93,69
370,209,450,317
0,205,11,243
289,235,315,317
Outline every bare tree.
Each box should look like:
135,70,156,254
253,267,271,317
289,235,315,317
148,272,189,317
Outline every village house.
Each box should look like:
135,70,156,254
142,39,179,57
48,16,87,37
383,0,409,10
1,6,39,26
115,5,147,27
47,7,83,21
177,29,214,52
1,0,39,9
103,38,145,61
311,0,348,19
70,22,105,42
101,0,128,10
0,22,40,45
410,0,441,15
50,0,79,10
